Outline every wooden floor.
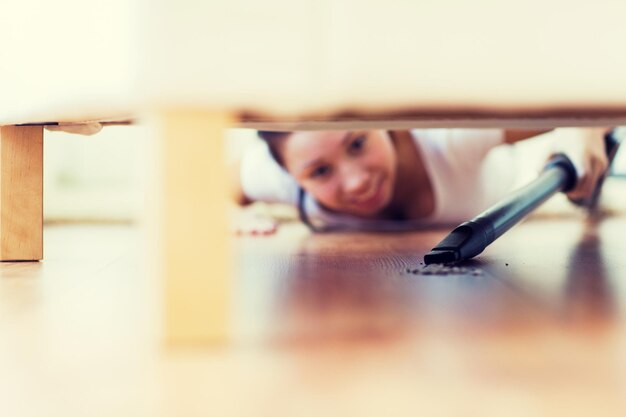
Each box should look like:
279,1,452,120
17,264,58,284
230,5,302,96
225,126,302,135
2,180,626,416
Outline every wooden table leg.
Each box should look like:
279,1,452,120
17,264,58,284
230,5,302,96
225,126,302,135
0,126,43,261
152,110,234,345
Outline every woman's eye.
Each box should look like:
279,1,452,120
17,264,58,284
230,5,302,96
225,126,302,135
311,165,331,179
349,136,367,153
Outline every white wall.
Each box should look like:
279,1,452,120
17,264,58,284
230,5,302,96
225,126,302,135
44,125,144,223
43,125,259,223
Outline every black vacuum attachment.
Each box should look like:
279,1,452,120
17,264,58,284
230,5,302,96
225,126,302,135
424,130,620,265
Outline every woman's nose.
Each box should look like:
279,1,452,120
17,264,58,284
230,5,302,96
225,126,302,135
342,167,370,196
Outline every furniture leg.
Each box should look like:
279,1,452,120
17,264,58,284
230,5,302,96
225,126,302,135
0,125,43,261
154,110,234,345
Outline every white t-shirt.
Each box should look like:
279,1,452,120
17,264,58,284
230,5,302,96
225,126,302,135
240,129,552,231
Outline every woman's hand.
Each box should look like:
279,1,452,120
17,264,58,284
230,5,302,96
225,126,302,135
550,127,610,203
45,122,103,135
230,207,278,236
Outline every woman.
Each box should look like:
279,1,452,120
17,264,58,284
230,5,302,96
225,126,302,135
232,128,611,234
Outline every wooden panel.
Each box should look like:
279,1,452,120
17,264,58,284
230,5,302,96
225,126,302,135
0,0,134,126
4,1,626,126
0,126,43,261
239,111,626,131
154,110,235,345
140,0,626,116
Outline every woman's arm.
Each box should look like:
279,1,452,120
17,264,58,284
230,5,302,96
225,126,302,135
229,156,252,206
228,156,279,235
505,127,612,202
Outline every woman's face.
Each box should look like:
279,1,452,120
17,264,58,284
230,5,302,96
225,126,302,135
281,130,397,217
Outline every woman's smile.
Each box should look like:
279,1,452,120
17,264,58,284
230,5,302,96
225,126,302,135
347,174,390,213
